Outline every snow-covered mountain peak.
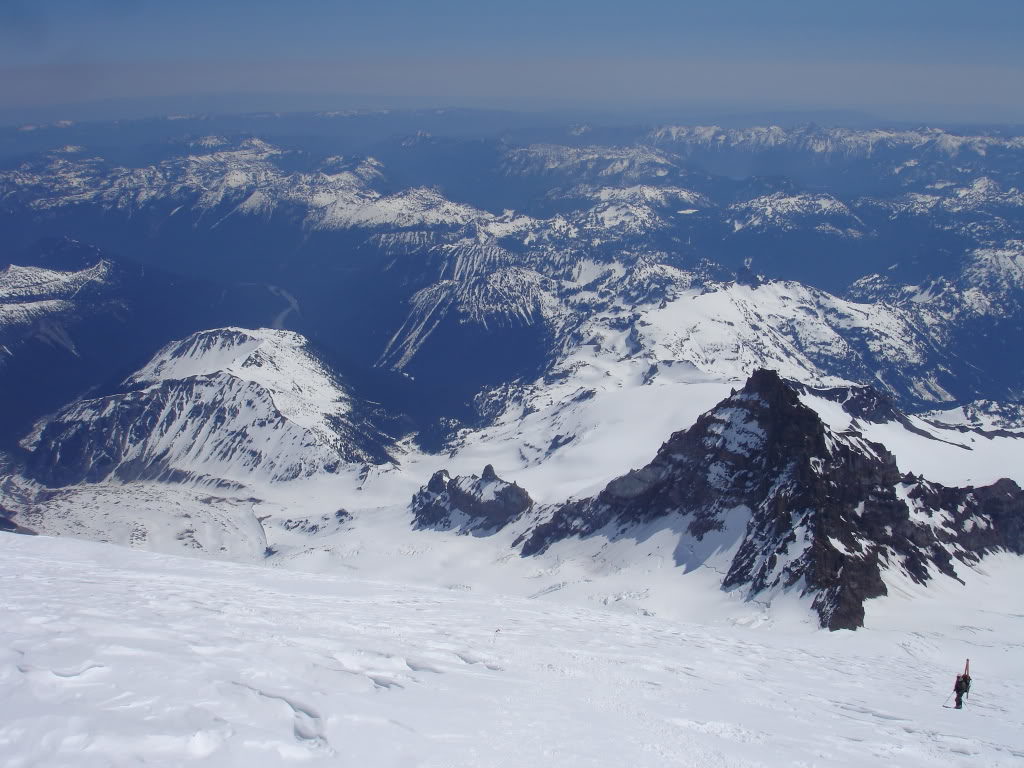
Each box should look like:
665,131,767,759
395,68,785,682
921,400,1024,433
959,242,1024,312
651,124,1024,158
25,327,391,486
728,192,864,235
0,259,112,302
325,186,481,230
127,327,263,382
189,135,229,149
128,327,353,426
562,183,710,210
183,137,281,162
0,257,118,365
620,277,952,400
1,138,492,233
502,144,678,181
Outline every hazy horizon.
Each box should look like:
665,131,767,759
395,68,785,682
2,0,1023,126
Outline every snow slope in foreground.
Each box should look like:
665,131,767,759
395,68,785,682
2,534,1022,768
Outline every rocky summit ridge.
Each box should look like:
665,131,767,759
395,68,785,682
411,464,534,535
510,370,1024,629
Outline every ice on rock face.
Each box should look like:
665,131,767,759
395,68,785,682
701,404,768,456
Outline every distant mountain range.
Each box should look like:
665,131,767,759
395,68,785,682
2,113,1022,628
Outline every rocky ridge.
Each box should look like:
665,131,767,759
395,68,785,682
516,370,1024,629
411,464,533,534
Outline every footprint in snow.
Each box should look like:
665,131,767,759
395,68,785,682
404,658,443,674
668,717,767,744
367,674,405,689
454,651,503,671
235,683,334,754
18,662,109,685
836,702,909,722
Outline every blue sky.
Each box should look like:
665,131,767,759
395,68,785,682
2,0,1022,122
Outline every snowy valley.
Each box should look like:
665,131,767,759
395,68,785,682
2,112,1024,765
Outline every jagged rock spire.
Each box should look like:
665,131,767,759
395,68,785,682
411,465,532,534
518,369,1024,630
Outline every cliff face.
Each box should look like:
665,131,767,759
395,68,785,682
411,464,533,535
519,370,1024,630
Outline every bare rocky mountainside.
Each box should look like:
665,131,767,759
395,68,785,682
512,370,1024,630
2,112,1023,629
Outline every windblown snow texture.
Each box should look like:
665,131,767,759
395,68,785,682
3,533,1023,767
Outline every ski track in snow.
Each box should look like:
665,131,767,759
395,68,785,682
2,534,1022,767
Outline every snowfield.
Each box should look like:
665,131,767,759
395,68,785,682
4,118,1024,766
2,533,1022,768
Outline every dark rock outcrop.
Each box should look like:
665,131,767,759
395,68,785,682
411,464,533,534
519,369,1024,630
0,505,36,535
